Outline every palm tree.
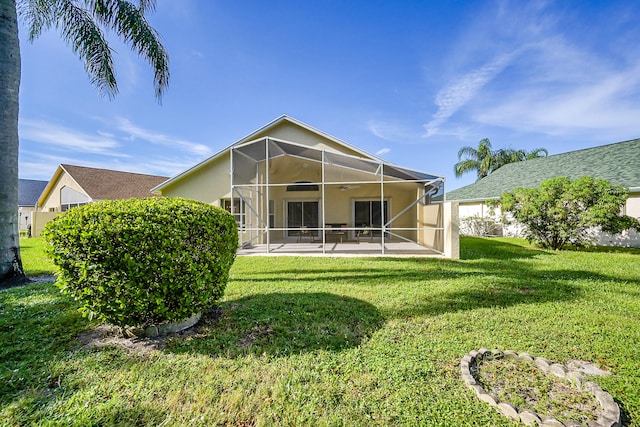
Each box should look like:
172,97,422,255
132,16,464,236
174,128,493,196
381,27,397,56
0,0,169,286
493,147,548,170
453,138,497,180
454,138,548,181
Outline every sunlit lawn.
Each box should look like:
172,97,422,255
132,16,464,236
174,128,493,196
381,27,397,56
1,237,639,426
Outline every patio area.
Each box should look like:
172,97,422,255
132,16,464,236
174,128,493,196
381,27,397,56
237,240,444,257
230,137,457,257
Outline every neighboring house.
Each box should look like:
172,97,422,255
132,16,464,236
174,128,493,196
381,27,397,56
447,138,640,247
18,179,48,233
32,164,168,237
152,115,459,258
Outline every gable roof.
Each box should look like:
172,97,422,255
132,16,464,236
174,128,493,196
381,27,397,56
38,164,169,206
447,138,640,202
18,179,48,207
153,115,384,193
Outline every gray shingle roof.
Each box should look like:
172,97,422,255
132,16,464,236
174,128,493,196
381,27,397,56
18,179,48,207
446,138,640,201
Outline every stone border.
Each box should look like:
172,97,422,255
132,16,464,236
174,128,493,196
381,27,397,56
123,312,202,338
460,349,621,427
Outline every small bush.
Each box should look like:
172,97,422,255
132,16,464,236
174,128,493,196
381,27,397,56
42,197,238,327
499,176,640,250
459,215,503,237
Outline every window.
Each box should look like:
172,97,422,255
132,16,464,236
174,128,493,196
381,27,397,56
60,186,90,212
354,200,389,237
61,202,88,212
221,198,245,230
286,181,319,192
287,201,319,237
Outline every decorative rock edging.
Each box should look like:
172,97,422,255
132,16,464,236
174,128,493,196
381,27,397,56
122,312,202,338
460,349,621,427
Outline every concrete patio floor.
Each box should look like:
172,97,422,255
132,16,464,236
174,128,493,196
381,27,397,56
237,241,443,257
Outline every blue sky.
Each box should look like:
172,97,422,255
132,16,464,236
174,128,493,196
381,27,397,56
17,0,640,191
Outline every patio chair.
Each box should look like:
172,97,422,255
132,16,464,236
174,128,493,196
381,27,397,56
356,225,374,243
296,226,313,242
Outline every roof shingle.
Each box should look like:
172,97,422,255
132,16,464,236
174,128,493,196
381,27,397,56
447,138,640,201
61,164,169,200
18,179,48,206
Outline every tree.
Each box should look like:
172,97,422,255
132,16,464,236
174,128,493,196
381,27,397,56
493,147,548,169
499,176,640,250
454,138,548,180
0,0,169,287
453,138,497,180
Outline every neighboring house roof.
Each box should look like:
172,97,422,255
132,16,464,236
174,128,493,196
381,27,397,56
18,179,48,207
447,138,640,202
38,164,169,207
153,115,388,193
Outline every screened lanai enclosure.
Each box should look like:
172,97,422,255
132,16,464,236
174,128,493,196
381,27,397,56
230,137,448,256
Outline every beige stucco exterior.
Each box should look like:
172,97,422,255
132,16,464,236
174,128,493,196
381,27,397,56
248,121,364,157
161,154,434,245
38,170,89,213
159,153,231,205
155,116,457,257
625,192,640,218
31,211,60,238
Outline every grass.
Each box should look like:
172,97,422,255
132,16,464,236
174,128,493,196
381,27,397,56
19,237,56,276
1,237,639,426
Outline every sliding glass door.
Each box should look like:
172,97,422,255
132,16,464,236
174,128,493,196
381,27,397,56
354,200,389,237
287,201,319,237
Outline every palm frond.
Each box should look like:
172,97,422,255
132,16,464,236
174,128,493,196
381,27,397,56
476,138,493,157
457,146,478,160
91,0,169,101
18,0,57,41
55,0,118,98
19,0,167,101
453,160,480,178
136,0,155,14
526,148,548,159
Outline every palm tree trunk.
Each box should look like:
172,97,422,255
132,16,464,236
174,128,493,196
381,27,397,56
0,0,28,286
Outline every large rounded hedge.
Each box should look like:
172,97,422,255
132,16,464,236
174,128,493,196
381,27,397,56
42,197,238,327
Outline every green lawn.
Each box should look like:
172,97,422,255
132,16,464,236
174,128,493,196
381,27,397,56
2,237,639,426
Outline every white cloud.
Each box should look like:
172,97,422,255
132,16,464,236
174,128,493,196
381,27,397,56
115,118,212,156
470,33,640,137
367,119,422,143
423,51,519,137
375,148,391,156
18,117,210,180
19,147,196,180
422,1,640,140
20,119,127,157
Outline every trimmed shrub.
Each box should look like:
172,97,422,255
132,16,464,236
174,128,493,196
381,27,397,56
499,176,640,250
42,197,238,327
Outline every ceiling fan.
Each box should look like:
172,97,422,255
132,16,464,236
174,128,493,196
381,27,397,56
338,184,360,191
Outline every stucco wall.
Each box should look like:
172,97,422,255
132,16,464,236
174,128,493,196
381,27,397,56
251,122,363,157
159,153,231,204
39,171,89,212
31,211,60,238
157,120,454,255
626,193,640,218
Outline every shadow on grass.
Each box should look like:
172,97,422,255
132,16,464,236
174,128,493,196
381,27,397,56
166,292,384,358
567,245,640,255
459,236,551,260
